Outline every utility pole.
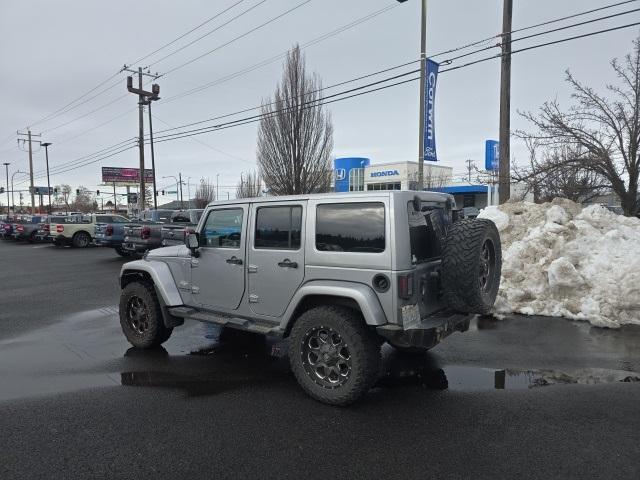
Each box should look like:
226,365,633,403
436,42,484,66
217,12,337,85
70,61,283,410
41,142,52,214
3,163,9,214
17,130,41,214
498,0,513,204
466,159,475,183
124,65,160,213
147,102,157,210
216,174,220,201
179,173,184,209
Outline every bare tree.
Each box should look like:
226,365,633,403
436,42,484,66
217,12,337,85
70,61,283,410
236,171,262,198
54,184,72,212
518,36,640,216
194,178,216,208
257,45,333,195
70,186,94,213
512,138,608,203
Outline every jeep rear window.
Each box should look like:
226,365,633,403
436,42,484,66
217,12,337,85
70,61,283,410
255,206,302,250
407,201,446,263
316,202,385,253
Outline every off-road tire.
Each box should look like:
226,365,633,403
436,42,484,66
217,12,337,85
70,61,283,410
28,231,37,243
119,281,173,348
72,231,91,248
115,246,129,257
288,305,381,406
441,218,502,315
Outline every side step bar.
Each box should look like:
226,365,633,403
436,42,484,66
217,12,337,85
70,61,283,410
168,306,284,337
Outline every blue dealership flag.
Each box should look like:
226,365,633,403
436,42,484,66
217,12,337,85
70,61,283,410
423,58,439,162
485,140,499,171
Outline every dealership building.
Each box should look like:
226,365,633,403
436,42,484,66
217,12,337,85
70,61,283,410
333,157,453,192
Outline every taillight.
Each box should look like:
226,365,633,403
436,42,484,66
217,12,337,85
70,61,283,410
44,224,50,232
106,225,114,236
56,225,64,233
398,273,414,299
141,226,151,239
17,225,24,232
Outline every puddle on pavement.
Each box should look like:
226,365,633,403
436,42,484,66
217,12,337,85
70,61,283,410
0,307,639,402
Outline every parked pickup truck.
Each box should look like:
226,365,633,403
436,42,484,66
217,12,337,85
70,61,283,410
34,215,67,242
161,209,204,247
51,213,117,248
1,216,17,239
12,215,47,242
122,209,175,255
94,215,132,256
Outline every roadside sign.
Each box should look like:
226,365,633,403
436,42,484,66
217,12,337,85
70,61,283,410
485,140,499,171
29,186,53,195
423,59,439,162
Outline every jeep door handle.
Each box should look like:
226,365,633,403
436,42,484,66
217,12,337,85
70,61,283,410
277,259,298,269
226,256,243,265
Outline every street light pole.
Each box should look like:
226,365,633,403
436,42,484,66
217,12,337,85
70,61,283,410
3,163,9,214
41,142,52,214
162,175,179,207
216,173,220,201
147,102,158,210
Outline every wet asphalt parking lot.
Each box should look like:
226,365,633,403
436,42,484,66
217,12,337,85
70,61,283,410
1,240,639,479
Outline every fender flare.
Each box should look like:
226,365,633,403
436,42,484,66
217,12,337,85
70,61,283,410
281,280,388,330
120,260,182,306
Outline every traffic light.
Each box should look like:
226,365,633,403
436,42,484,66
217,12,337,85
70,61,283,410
161,190,165,195
96,190,100,196
54,187,58,194
76,189,80,195
0,187,4,194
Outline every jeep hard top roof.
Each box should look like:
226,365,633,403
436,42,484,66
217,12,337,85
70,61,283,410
205,190,454,208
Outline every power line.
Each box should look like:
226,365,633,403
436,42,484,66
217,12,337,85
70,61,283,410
152,8,640,139
160,0,313,77
162,3,400,104
128,0,248,67
149,20,640,144
146,0,267,68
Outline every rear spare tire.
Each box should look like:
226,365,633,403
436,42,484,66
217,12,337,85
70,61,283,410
441,218,501,315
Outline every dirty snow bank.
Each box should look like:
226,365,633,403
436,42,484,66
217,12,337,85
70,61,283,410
478,198,640,328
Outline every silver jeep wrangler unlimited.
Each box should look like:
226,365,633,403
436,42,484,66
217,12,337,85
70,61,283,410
119,191,501,405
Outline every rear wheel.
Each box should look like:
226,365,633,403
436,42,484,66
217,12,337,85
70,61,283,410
72,231,91,248
115,246,129,257
119,281,173,348
28,231,37,243
441,218,502,314
288,305,381,406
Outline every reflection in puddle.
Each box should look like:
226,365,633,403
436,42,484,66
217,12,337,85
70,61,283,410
1,306,639,402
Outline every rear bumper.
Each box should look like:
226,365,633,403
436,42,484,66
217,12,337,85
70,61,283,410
95,238,122,247
376,311,473,350
35,234,52,242
161,239,184,247
122,241,155,253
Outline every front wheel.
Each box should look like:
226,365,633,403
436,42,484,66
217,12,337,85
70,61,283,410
119,281,173,348
72,231,91,248
288,306,381,406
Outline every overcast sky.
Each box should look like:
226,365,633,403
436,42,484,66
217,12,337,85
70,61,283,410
0,0,638,202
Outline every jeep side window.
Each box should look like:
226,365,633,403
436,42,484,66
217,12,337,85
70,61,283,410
201,208,243,248
315,202,385,253
255,206,302,250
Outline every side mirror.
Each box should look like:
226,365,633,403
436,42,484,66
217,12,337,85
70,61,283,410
186,233,200,256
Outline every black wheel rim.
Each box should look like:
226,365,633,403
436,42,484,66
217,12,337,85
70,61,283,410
78,234,87,247
301,326,352,389
126,296,150,334
479,239,495,293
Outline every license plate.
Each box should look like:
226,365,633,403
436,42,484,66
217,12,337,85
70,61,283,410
401,304,421,329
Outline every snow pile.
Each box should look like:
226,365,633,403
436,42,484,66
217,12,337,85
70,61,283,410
478,199,640,328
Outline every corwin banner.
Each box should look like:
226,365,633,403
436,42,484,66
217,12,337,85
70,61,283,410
423,58,439,162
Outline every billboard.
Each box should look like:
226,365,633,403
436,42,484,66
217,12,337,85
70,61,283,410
423,59,439,162
485,140,499,171
101,167,154,185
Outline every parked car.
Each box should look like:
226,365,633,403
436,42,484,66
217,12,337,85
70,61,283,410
161,209,204,247
118,191,502,405
94,215,132,256
12,215,46,242
50,213,115,248
122,209,175,255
